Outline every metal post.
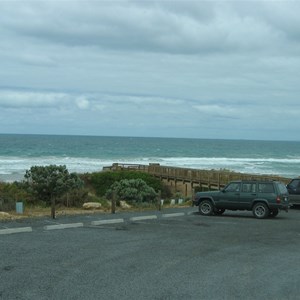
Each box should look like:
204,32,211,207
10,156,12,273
191,188,195,207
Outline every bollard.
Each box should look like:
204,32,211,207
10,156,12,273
16,202,23,214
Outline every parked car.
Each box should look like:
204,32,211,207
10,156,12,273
286,178,300,206
193,180,289,218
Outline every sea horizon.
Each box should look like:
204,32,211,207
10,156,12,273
1,132,300,143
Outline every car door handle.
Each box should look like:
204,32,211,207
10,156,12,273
251,193,257,196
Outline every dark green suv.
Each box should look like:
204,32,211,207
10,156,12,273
286,178,300,206
193,180,289,219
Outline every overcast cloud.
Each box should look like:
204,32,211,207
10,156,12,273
0,0,300,140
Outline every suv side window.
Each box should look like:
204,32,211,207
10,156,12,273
225,182,240,192
258,183,274,193
242,183,256,193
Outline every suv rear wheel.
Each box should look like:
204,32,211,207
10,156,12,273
253,202,269,219
199,200,214,216
214,208,225,215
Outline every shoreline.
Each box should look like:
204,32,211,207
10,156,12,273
1,136,300,180
0,165,292,185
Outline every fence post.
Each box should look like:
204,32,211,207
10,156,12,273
157,190,162,211
51,197,56,219
111,192,116,214
191,188,195,207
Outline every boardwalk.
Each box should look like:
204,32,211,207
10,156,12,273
103,163,290,197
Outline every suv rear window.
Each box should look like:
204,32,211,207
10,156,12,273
278,183,288,194
258,183,274,193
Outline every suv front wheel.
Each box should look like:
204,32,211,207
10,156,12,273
199,200,214,216
252,202,269,219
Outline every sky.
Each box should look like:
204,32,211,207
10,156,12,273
0,0,300,141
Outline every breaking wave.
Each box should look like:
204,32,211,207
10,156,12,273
1,155,299,182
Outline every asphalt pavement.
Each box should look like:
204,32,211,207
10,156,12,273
1,207,300,300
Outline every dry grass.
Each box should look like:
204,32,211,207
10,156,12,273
0,202,191,221
0,206,109,221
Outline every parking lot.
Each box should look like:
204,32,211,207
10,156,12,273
1,207,300,300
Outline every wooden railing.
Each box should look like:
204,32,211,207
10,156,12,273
103,163,290,192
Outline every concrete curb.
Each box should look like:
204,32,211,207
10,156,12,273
0,227,33,235
91,218,124,226
162,212,185,218
1,209,194,235
129,215,157,221
44,223,84,231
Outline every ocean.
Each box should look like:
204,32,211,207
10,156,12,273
1,134,300,182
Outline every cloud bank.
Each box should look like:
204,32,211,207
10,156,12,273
0,0,300,140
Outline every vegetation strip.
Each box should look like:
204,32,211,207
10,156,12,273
44,223,84,231
91,219,124,226
130,215,157,221
0,227,32,235
162,212,185,218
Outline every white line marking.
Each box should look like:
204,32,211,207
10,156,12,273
91,219,124,226
187,211,196,215
0,227,33,235
162,213,185,218
130,215,157,221
44,223,83,231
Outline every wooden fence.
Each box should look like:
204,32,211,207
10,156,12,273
103,163,290,197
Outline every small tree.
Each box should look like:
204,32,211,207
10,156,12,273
106,179,157,204
24,165,83,218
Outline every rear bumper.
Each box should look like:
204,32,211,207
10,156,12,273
269,203,289,212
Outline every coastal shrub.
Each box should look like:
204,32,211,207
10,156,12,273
105,179,157,203
84,171,166,197
24,165,84,205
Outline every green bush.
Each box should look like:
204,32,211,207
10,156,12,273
105,178,157,203
83,171,166,197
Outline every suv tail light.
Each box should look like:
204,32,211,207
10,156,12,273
276,197,281,203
